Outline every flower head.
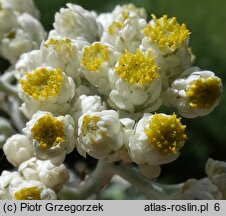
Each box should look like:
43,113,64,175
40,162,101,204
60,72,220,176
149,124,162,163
20,67,64,100
108,49,162,112
19,66,75,118
3,134,33,167
24,111,75,165
81,42,119,94
19,157,69,191
129,113,186,166
77,110,124,160
186,77,221,109
101,13,147,52
53,3,102,42
162,68,222,118
143,14,190,54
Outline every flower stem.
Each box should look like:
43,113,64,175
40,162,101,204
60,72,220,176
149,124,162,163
0,79,19,100
111,163,170,199
58,160,113,199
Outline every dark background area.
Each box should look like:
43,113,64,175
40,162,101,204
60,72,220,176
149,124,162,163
1,0,226,184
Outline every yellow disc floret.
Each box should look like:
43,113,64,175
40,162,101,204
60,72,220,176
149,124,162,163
108,21,124,35
81,43,109,72
108,12,130,35
44,38,73,53
81,115,101,136
31,114,65,150
19,67,64,100
186,77,221,109
143,14,190,53
115,49,159,85
144,114,187,154
15,186,41,200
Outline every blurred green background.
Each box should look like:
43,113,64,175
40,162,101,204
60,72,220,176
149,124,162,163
1,0,225,185
33,0,226,183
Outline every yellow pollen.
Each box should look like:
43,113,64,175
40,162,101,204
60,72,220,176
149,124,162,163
81,43,109,71
186,77,221,109
108,21,124,35
115,49,159,85
108,11,131,35
19,68,64,100
143,14,190,53
144,113,187,155
15,186,41,200
81,115,100,136
31,114,65,150
44,38,73,54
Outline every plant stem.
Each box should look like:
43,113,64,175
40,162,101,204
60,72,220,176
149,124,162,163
58,160,113,199
111,163,170,199
0,79,19,100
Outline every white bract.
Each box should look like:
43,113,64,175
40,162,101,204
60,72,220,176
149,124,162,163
53,3,102,43
77,110,124,160
71,95,106,126
18,66,76,119
161,68,222,118
15,49,42,79
23,111,75,165
101,13,147,53
3,134,33,167
18,157,69,191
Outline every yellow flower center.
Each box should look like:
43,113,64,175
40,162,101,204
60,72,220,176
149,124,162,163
81,115,101,136
15,186,41,200
115,49,159,85
144,114,187,154
108,11,130,35
108,21,124,35
19,67,64,100
143,14,190,53
44,38,74,56
213,167,226,175
31,114,65,150
81,43,109,71
186,77,221,109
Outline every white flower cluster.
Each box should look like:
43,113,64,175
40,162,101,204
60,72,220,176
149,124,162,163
0,0,46,63
0,1,223,200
